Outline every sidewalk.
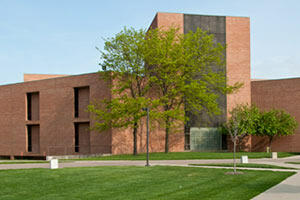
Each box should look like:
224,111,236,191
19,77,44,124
252,172,300,200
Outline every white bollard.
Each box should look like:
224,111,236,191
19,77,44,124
50,159,59,169
272,152,278,159
241,156,248,164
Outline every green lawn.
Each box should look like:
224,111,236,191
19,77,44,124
0,160,72,164
0,161,48,164
190,163,297,169
286,162,300,165
0,166,294,200
70,152,300,161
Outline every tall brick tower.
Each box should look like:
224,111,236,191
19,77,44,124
149,12,251,151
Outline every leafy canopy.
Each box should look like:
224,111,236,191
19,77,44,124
223,104,261,141
89,27,150,132
145,27,241,130
256,109,298,140
223,104,298,145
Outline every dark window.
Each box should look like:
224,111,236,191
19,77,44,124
75,123,79,152
74,88,79,118
27,126,32,152
74,122,90,153
27,93,32,120
27,125,40,153
27,92,39,120
74,86,90,118
222,134,228,150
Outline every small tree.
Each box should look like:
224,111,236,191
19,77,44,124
145,27,241,153
89,27,150,155
223,104,260,174
257,109,298,152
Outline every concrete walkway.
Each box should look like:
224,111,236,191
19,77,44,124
252,171,300,200
0,157,298,170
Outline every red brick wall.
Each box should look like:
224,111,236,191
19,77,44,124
251,78,300,152
226,16,251,116
155,12,184,33
111,120,184,155
226,16,252,151
0,73,112,157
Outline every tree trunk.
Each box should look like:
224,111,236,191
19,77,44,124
165,118,170,153
133,122,138,155
268,136,273,151
268,136,273,157
233,138,237,174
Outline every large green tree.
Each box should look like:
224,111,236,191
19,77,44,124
88,27,150,155
90,26,240,155
145,27,240,153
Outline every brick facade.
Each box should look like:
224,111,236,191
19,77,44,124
226,16,252,151
0,73,112,157
0,71,186,157
251,78,300,152
1,12,296,156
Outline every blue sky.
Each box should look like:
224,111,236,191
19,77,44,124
0,0,299,84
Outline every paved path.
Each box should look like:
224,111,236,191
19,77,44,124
0,157,299,171
252,171,300,200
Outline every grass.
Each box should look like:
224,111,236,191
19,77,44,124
0,161,48,164
0,166,294,200
286,162,300,165
190,163,297,169
0,160,72,165
69,152,300,161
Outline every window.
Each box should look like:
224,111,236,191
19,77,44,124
27,92,39,121
74,87,89,118
27,125,40,153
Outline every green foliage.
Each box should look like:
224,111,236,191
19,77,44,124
145,27,241,152
89,27,150,155
89,97,149,131
223,104,261,173
90,26,241,154
223,104,298,150
223,104,261,141
256,109,298,146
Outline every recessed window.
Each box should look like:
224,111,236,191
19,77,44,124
27,125,40,153
27,92,39,121
74,122,90,153
74,87,90,118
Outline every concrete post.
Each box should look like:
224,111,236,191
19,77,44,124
241,156,248,164
50,159,58,169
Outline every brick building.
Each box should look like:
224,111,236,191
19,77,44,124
0,12,298,158
251,78,300,152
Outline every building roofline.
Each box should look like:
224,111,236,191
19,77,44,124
251,77,300,82
0,72,101,88
155,11,250,18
